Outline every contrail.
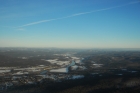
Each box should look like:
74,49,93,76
19,1,140,28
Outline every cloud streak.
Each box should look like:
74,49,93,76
18,1,140,28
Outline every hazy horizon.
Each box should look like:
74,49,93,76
0,0,140,48
0,46,140,51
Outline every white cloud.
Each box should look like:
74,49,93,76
18,1,140,28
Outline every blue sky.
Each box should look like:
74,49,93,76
0,0,140,48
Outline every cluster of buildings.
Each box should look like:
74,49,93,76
0,57,87,90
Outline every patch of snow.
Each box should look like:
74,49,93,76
75,60,81,63
71,65,78,70
50,68,68,73
93,64,103,67
12,76,22,80
0,70,11,73
71,57,80,60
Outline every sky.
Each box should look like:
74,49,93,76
0,0,140,48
